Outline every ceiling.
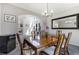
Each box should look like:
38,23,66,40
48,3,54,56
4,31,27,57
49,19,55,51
10,3,79,16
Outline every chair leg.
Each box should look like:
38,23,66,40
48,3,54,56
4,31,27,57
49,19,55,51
21,49,23,55
23,39,26,48
67,49,69,55
64,50,69,55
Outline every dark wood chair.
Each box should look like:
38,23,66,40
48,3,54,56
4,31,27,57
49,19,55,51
16,33,31,55
40,34,65,55
61,32,72,55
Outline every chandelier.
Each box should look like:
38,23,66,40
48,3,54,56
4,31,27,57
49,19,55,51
42,3,53,17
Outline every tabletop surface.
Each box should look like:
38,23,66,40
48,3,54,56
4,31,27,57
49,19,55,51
25,35,58,49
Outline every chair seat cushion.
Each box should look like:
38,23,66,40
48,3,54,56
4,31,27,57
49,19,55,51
42,46,56,55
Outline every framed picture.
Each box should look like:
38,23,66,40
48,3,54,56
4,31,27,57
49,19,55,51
4,14,16,23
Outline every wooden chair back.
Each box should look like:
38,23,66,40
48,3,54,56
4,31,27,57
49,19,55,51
41,31,46,37
41,31,48,40
16,33,23,55
64,32,72,51
55,30,62,45
56,30,62,38
54,34,65,55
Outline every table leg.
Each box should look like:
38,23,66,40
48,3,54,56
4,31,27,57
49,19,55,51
34,47,46,55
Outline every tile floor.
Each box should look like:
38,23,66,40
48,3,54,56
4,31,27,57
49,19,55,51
0,44,79,55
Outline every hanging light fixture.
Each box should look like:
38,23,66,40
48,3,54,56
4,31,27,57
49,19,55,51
42,3,54,17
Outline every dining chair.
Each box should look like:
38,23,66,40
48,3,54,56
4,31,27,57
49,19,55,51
61,32,72,55
47,30,62,47
16,33,31,55
40,34,65,55
53,30,62,46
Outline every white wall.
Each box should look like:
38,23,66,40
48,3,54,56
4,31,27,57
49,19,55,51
0,3,27,35
47,5,79,46
0,3,46,35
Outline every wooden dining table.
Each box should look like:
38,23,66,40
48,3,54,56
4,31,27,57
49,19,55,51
24,35,58,55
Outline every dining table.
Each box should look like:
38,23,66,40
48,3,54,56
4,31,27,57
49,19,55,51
23,35,58,55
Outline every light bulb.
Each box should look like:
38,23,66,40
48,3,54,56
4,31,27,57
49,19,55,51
50,10,54,13
44,10,47,13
